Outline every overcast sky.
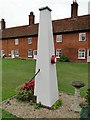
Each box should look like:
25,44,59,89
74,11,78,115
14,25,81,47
0,0,89,28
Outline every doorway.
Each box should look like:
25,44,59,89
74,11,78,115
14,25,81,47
33,50,37,60
87,49,90,62
11,50,15,58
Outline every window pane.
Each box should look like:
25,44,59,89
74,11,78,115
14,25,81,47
15,39,19,45
28,50,32,57
82,34,86,40
82,52,84,57
78,49,85,59
28,37,32,44
56,35,62,42
56,49,62,58
79,33,86,41
15,50,19,56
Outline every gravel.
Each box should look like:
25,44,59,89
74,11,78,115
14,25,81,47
1,92,84,118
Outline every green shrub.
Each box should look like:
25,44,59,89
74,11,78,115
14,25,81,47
15,84,35,102
60,55,68,62
80,89,90,119
52,99,62,110
86,89,90,105
34,102,42,109
34,99,62,110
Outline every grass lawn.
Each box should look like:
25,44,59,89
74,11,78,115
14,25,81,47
57,62,88,96
1,58,88,101
2,58,36,101
0,58,88,119
0,109,23,120
0,59,2,102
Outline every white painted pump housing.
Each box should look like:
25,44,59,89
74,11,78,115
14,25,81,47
34,6,59,107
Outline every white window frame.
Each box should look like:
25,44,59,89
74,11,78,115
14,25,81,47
79,33,86,41
28,50,33,58
28,37,32,44
15,49,19,57
78,49,86,59
56,49,62,58
56,35,62,42
33,50,37,56
15,38,19,45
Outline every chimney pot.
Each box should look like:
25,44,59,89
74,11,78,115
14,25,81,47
1,18,6,30
29,11,35,25
30,12,34,15
71,0,78,18
73,0,77,3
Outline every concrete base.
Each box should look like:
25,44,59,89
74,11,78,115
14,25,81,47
70,104,81,112
70,88,81,112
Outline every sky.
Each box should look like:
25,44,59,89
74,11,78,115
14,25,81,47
0,0,89,28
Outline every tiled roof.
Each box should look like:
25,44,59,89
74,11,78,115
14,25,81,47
2,24,38,39
2,14,90,39
53,15,90,34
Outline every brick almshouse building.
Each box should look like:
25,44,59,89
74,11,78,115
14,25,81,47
0,1,90,62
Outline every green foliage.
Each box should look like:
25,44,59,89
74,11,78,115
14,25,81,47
86,89,90,105
34,102,42,109
80,89,90,119
52,99,62,110
80,104,89,119
15,85,35,102
34,99,62,110
2,109,23,119
60,55,68,62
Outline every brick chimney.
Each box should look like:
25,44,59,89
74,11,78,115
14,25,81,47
29,12,35,25
0,19,6,30
71,0,78,18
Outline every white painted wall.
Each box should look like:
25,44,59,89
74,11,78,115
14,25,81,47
34,7,59,107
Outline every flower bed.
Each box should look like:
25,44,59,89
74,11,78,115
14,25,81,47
16,80,36,102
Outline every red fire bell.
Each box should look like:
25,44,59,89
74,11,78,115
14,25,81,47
51,55,56,64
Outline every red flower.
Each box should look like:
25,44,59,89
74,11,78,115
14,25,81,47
22,86,26,90
22,80,35,91
25,82,28,85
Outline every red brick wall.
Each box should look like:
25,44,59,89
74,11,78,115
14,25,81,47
0,40,2,57
2,36,38,58
18,37,37,58
54,32,89,62
1,31,90,62
2,40,8,56
87,31,90,49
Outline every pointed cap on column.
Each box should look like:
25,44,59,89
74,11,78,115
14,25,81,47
39,6,52,12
